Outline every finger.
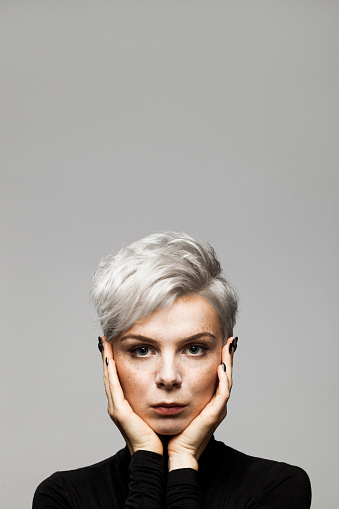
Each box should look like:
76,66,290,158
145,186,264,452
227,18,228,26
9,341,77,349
102,338,115,409
98,335,105,358
212,341,231,399
103,341,127,412
228,336,238,365
222,338,235,390
216,362,230,401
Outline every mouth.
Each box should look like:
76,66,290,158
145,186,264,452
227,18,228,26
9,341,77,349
151,403,187,416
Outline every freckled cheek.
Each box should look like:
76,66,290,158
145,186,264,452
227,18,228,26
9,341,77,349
115,357,153,404
185,364,219,403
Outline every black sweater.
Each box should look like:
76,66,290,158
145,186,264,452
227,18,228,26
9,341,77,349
33,437,311,508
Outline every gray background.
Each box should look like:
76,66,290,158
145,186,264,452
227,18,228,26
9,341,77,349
1,1,338,507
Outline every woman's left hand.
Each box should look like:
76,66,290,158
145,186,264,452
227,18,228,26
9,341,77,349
167,337,235,471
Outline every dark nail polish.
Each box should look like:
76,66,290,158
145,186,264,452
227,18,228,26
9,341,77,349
106,357,109,366
229,342,233,355
222,362,226,372
98,336,104,353
233,336,238,352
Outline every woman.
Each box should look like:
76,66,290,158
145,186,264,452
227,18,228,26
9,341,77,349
33,231,311,508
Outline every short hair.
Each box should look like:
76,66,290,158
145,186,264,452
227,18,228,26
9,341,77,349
90,231,238,343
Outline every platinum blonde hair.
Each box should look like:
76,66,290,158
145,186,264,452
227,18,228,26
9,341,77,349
90,231,238,343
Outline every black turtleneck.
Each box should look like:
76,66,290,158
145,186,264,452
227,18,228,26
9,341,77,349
33,437,311,508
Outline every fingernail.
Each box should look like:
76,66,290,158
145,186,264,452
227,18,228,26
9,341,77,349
229,336,238,354
222,362,226,372
98,336,104,353
105,357,109,366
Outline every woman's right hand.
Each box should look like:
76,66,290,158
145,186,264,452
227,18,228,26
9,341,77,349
101,337,163,456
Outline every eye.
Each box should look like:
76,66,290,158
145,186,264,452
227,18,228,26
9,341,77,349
187,344,207,355
131,346,150,357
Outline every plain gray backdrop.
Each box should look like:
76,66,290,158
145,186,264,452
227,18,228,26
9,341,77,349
1,1,338,508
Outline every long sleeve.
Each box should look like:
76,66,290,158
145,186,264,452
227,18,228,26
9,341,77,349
165,469,201,509
125,451,165,509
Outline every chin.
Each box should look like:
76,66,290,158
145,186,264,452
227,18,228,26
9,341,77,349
148,418,189,436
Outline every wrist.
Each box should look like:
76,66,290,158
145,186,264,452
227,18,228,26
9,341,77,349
133,447,163,456
131,443,163,456
168,453,198,472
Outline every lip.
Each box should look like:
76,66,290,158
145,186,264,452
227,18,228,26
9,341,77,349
151,403,187,416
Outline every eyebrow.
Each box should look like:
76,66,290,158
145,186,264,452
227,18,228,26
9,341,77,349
119,332,216,343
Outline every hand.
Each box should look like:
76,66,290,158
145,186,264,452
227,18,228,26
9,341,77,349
101,337,163,456
167,336,236,471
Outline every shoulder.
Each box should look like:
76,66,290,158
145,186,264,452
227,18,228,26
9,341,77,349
243,458,311,508
33,448,130,509
33,470,73,509
206,439,311,508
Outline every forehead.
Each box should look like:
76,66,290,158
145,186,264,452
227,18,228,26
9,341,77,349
123,294,222,340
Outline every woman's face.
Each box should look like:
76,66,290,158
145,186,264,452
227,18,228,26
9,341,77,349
113,294,223,435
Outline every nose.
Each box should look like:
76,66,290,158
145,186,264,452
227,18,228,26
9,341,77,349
155,355,182,390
